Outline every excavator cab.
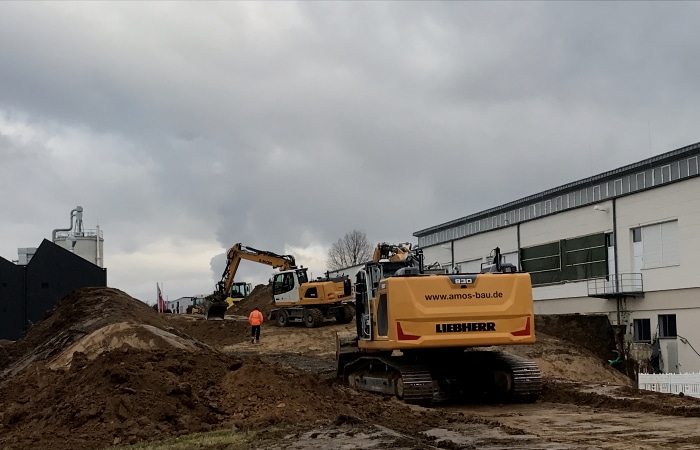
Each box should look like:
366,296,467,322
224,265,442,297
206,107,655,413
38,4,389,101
228,282,252,303
271,268,310,304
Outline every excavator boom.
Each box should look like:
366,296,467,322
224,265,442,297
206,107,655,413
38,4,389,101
205,243,297,320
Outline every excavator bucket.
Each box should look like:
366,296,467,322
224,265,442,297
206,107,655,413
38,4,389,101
205,302,228,321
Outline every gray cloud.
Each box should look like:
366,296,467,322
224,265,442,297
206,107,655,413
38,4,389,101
1,2,699,302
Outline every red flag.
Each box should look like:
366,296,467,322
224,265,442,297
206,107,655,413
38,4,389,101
157,283,166,313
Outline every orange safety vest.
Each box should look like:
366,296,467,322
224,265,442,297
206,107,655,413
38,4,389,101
248,310,264,326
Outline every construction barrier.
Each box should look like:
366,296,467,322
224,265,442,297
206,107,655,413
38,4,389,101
638,372,700,398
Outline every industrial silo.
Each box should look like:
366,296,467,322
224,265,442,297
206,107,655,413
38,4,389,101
52,206,104,268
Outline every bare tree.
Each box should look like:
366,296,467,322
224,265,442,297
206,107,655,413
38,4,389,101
327,229,373,270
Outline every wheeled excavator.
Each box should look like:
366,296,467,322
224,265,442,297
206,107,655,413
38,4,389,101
336,245,542,405
205,243,354,325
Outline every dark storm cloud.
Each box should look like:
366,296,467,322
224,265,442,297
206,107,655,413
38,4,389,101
1,1,699,300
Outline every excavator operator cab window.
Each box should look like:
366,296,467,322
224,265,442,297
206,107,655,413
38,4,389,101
273,272,295,295
230,284,245,297
296,269,309,285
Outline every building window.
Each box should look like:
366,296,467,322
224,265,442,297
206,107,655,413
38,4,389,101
555,196,563,211
661,165,671,183
658,314,677,338
632,227,642,243
671,161,680,181
636,172,646,190
637,220,680,269
592,186,601,201
633,318,651,342
614,179,623,196
521,232,607,286
544,200,552,215
690,156,699,176
623,175,631,194
580,188,588,205
681,159,689,178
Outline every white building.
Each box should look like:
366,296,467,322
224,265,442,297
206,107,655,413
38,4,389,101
413,141,700,374
165,296,205,314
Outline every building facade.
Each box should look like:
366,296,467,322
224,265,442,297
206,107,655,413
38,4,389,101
0,239,107,341
414,142,700,374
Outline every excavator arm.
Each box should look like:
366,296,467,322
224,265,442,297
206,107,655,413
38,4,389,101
203,243,297,320
217,243,296,297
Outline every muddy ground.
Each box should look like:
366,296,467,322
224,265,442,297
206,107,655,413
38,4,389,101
1,287,698,450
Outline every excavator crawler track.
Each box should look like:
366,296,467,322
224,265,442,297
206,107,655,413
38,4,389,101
432,350,542,403
492,351,542,403
344,356,435,405
342,350,542,405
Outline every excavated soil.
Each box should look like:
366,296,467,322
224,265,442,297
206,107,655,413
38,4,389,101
2,286,699,450
226,283,275,317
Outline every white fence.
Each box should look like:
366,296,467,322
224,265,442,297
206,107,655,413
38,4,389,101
638,372,700,398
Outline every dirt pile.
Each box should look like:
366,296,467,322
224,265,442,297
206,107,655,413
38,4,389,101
163,315,252,349
227,283,274,316
2,284,680,450
0,287,454,450
535,314,618,362
0,287,204,377
501,331,631,386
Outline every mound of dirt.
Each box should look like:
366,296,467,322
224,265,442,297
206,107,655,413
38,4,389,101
0,286,455,450
535,314,618,362
1,284,667,450
500,331,632,386
0,287,209,378
227,283,275,316
163,314,253,349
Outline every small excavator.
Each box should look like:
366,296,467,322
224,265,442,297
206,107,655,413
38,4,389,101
336,245,542,405
205,243,354,324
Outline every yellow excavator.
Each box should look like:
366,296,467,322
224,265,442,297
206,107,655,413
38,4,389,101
336,245,542,405
205,243,355,325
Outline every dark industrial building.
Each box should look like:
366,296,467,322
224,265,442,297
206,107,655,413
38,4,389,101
0,239,107,341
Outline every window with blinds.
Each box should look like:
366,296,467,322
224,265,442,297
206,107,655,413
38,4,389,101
635,220,680,269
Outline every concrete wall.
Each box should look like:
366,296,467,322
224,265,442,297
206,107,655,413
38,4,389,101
519,200,613,246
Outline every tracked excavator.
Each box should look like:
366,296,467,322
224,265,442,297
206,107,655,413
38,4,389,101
205,243,354,325
336,245,542,405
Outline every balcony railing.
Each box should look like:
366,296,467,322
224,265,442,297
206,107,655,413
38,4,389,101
54,229,103,239
587,273,644,298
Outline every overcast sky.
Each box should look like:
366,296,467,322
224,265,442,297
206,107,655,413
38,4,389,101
2,2,699,305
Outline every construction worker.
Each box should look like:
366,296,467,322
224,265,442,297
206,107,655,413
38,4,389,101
248,306,264,343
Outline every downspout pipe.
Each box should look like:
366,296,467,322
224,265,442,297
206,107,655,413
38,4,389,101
613,198,618,291
517,223,521,271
